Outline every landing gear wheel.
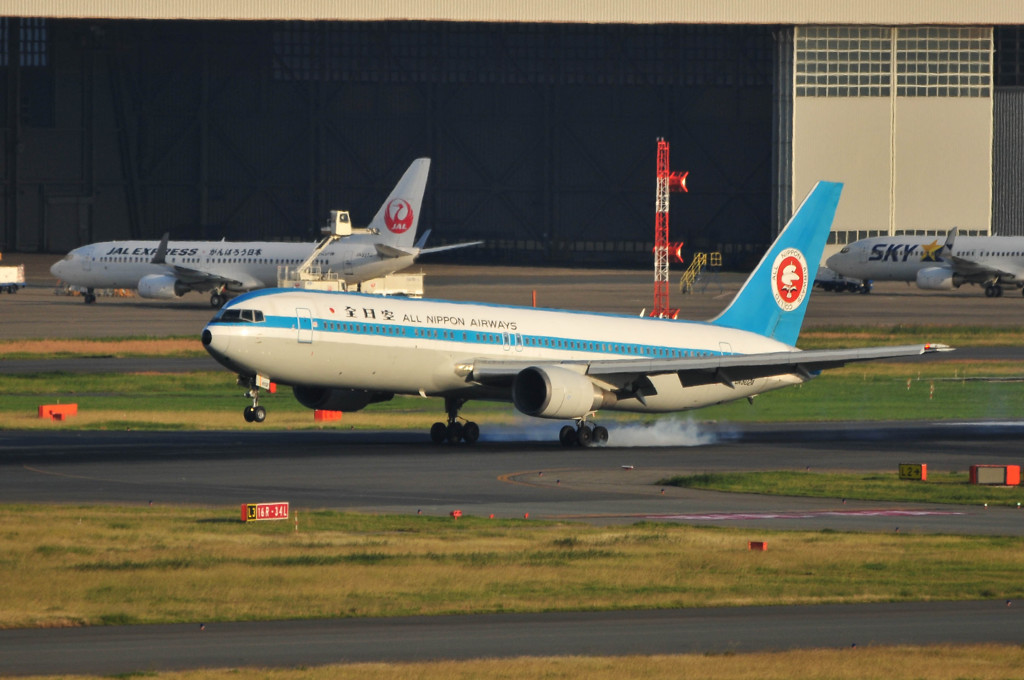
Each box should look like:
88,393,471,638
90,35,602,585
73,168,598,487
593,426,609,445
432,397,476,445
430,422,447,444
210,292,225,308
577,425,594,447
446,421,464,444
985,284,1003,298
241,377,266,423
559,425,577,447
84,292,96,304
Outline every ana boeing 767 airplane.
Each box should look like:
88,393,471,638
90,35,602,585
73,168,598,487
51,159,478,307
201,181,950,446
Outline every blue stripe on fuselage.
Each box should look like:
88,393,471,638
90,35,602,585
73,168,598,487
208,307,725,360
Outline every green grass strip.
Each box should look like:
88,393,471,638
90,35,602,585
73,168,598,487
661,471,1024,507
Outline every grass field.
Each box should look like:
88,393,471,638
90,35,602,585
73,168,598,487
2,358,1022,430
4,505,1023,630
14,645,1024,680
662,471,1024,507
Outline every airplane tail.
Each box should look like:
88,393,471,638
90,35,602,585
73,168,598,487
710,181,843,346
367,158,431,249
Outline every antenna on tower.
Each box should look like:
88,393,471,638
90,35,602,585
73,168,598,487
651,138,688,319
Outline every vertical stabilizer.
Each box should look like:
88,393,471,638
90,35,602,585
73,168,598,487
710,181,843,345
367,158,431,248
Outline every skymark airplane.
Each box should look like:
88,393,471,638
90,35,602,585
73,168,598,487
51,159,476,307
826,228,1024,297
202,181,950,446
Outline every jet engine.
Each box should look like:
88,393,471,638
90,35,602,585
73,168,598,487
137,274,190,299
512,365,615,419
292,386,394,412
916,266,961,290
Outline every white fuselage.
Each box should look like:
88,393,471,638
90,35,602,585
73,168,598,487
827,235,1024,283
202,289,805,415
50,238,415,292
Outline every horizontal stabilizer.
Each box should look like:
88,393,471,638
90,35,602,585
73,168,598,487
375,243,413,259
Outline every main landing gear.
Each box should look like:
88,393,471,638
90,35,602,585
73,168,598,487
210,287,227,308
559,418,609,448
984,283,1004,298
241,377,266,423
83,288,97,304
430,397,480,445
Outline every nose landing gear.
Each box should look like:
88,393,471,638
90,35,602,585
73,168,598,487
240,376,267,423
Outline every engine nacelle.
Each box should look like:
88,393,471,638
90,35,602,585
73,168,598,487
915,266,960,291
137,273,190,299
512,365,615,419
292,386,393,412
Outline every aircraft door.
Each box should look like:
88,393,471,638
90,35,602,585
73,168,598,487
515,333,524,352
296,308,313,344
502,332,511,350
719,342,732,356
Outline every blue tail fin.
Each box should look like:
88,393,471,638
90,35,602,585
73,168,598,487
710,181,842,346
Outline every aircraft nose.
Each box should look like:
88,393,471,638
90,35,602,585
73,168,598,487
201,326,231,361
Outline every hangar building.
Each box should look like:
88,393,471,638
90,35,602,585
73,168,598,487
2,2,1023,267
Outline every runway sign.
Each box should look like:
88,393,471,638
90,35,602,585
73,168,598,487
970,465,1021,486
241,502,290,522
899,463,927,481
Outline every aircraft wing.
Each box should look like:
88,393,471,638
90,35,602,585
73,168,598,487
149,232,262,291
375,241,483,259
469,343,952,389
947,253,1023,282
941,227,1023,282
166,264,263,291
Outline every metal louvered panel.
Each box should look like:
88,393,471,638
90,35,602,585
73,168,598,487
992,88,1024,236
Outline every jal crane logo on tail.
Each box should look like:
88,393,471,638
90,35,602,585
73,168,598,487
384,199,414,234
770,248,808,312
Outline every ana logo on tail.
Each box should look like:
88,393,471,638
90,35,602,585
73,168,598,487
771,248,808,311
385,199,414,233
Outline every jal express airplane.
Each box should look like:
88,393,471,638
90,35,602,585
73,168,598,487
826,228,1024,297
202,181,950,446
50,159,474,307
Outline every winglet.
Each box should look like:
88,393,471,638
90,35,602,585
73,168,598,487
943,227,958,254
710,181,843,346
151,233,170,264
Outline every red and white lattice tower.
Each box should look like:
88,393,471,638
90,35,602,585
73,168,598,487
651,138,688,319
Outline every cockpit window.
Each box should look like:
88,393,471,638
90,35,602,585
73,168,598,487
840,247,850,254
217,308,265,323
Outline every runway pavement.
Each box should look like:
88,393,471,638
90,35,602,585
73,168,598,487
3,601,1021,676
3,423,1023,534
